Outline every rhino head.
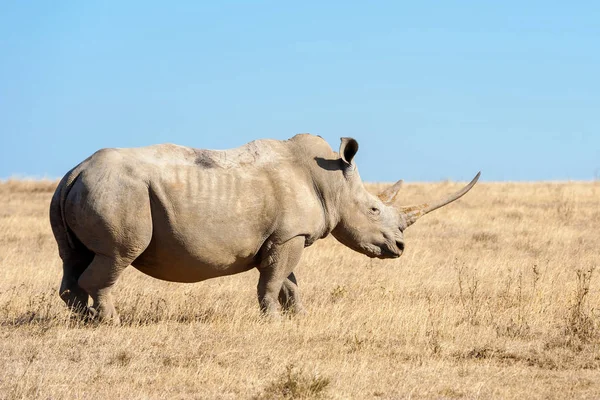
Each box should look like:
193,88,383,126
331,137,480,259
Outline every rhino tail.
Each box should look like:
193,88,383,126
50,166,83,250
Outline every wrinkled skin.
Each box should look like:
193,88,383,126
50,134,477,322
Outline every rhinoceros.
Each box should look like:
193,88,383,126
50,134,479,323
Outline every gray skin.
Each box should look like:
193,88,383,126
50,134,479,323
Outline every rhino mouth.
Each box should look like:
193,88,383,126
376,238,404,259
379,246,401,259
364,243,402,259
349,241,402,259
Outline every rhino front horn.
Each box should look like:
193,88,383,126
399,172,481,227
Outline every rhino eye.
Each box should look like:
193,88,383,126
370,207,380,216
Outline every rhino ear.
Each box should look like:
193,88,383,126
339,137,359,166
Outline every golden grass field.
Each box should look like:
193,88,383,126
1,179,599,399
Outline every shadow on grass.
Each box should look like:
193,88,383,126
0,305,225,328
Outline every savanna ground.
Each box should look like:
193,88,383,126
1,179,599,399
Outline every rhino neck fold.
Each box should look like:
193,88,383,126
289,134,344,240
310,176,341,240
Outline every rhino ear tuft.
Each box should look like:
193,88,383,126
339,137,359,166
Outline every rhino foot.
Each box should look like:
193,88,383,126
85,306,121,325
260,310,283,323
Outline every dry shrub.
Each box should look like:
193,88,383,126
566,265,597,342
555,186,577,222
329,285,347,303
255,365,331,400
454,261,482,326
471,231,498,243
107,350,133,366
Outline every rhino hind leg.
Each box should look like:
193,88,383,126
278,272,306,315
59,250,94,317
77,254,131,325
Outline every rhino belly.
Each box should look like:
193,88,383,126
131,231,262,283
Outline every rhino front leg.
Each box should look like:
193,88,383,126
257,236,305,318
278,272,306,315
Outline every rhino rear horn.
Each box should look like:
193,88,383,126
378,179,403,204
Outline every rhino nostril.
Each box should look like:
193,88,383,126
396,241,405,252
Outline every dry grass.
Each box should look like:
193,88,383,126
1,179,600,399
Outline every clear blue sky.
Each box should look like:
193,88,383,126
1,2,598,181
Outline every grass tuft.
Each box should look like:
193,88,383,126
256,365,331,399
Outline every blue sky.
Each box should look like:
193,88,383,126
1,2,598,182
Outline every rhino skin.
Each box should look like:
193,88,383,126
50,134,479,322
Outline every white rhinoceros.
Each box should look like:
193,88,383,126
50,134,479,322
